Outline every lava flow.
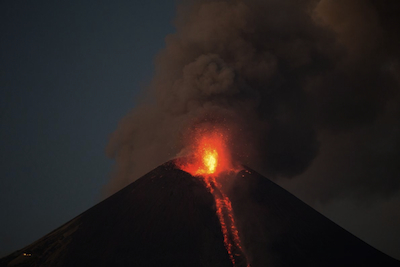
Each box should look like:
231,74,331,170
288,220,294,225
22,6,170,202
177,130,250,267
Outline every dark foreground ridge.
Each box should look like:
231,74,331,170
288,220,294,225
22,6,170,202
1,160,399,267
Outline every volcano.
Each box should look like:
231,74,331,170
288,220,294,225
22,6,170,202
1,160,399,267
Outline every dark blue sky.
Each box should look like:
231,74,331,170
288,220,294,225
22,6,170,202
0,1,175,256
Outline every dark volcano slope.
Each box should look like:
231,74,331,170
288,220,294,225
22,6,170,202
2,161,399,267
229,167,400,267
1,161,232,267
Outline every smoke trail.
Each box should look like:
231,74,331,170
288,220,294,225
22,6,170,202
105,0,400,202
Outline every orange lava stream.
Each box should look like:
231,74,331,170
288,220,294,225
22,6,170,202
203,175,249,267
176,129,249,266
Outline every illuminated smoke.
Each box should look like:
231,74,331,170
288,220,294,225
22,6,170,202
105,0,400,203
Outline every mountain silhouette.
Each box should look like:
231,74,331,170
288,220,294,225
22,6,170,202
1,160,399,267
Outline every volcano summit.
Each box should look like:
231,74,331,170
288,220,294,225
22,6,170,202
1,160,399,267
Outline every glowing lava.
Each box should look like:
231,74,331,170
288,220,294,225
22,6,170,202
177,129,234,177
177,129,250,267
201,148,218,175
203,175,249,267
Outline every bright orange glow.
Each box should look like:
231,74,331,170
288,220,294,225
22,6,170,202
198,147,218,175
176,126,249,266
177,128,235,176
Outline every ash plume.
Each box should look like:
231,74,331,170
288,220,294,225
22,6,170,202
105,0,400,202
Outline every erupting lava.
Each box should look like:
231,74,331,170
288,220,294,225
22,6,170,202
201,148,218,175
177,128,249,267
178,129,234,177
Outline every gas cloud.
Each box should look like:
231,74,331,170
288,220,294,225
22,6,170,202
105,0,400,204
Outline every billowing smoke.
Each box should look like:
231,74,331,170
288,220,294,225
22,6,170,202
105,0,400,203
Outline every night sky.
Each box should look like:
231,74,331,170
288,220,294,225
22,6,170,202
0,1,174,256
1,0,399,261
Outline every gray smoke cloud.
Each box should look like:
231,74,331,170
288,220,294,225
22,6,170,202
105,0,400,202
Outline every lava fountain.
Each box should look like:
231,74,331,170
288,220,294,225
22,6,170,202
176,127,250,267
